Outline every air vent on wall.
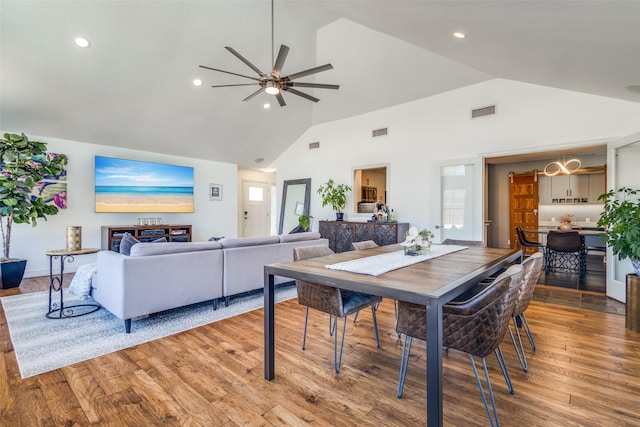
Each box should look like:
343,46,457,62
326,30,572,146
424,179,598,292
308,141,320,149
471,105,496,119
372,127,388,137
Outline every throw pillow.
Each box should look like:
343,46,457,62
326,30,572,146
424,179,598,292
152,237,167,243
119,232,140,256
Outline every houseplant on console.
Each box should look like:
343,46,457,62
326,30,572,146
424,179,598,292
597,187,640,275
317,178,352,221
0,133,67,288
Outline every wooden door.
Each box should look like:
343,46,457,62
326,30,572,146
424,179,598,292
510,174,539,254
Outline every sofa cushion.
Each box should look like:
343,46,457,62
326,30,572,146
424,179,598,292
129,241,222,257
219,235,280,248
119,232,140,256
279,232,322,243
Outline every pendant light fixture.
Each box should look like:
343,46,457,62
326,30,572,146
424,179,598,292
543,158,581,176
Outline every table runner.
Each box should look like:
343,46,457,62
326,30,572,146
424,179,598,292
325,244,468,276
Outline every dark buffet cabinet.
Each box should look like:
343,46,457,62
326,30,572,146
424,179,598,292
101,224,192,252
319,221,410,253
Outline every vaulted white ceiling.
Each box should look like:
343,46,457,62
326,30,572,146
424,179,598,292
2,1,639,168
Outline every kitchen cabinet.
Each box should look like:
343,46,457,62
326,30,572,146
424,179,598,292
588,173,606,202
550,174,588,201
539,173,605,205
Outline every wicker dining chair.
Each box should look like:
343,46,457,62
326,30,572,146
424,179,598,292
508,252,544,372
293,245,382,373
396,264,522,427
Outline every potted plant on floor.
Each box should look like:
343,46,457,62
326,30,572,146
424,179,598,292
0,133,67,288
597,187,640,275
317,178,352,221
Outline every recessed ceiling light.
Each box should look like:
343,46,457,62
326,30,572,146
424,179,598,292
193,78,203,87
74,37,90,48
453,32,466,39
263,103,271,109
625,85,640,93
255,158,265,164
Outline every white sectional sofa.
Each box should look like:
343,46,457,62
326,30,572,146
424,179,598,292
92,232,327,332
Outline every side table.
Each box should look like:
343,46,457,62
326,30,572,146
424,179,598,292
46,248,101,319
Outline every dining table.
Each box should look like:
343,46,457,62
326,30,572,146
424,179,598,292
263,243,521,426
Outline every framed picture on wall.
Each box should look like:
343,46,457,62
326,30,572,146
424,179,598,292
209,183,222,201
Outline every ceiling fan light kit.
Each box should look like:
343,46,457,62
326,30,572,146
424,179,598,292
198,0,339,106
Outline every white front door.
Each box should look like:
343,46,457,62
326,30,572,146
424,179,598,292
242,180,270,238
606,131,640,302
436,161,481,243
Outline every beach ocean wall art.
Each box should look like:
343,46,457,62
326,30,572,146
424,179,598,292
94,156,194,213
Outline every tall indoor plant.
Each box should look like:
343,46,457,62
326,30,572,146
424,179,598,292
317,178,352,221
597,187,640,275
0,132,67,287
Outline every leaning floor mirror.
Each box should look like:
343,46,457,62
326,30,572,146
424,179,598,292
278,178,311,234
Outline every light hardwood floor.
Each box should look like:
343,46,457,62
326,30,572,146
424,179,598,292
1,277,639,426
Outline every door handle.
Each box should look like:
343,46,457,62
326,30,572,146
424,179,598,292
434,225,444,229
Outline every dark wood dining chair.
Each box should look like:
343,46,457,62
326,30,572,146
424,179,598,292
396,264,523,426
293,245,381,373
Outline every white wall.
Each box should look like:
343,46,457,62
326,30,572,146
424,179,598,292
272,79,640,239
1,132,238,277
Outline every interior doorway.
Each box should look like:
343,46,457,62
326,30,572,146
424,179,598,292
241,180,271,238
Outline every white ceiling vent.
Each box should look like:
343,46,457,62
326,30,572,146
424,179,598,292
308,141,320,149
471,105,496,119
372,127,388,137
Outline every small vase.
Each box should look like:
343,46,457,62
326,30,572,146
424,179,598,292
335,212,344,221
404,244,430,256
559,222,573,231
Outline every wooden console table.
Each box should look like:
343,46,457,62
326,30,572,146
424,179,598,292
101,224,192,252
319,220,409,252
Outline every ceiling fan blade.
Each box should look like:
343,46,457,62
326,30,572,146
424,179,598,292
275,93,286,107
225,47,266,77
243,88,264,102
199,65,260,81
210,83,259,88
271,44,290,79
284,87,320,103
285,64,334,81
287,82,340,90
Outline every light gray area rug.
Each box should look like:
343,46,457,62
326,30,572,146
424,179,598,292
1,284,297,379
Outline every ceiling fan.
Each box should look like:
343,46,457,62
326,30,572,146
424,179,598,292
198,0,339,107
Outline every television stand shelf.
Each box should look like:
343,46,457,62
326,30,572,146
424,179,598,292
101,224,192,252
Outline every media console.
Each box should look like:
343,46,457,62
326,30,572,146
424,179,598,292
101,224,192,252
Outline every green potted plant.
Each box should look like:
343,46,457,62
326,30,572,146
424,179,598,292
597,187,640,275
0,132,67,288
317,178,352,221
